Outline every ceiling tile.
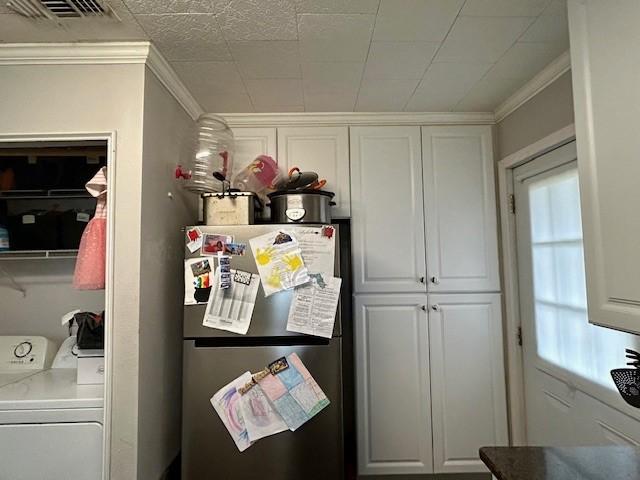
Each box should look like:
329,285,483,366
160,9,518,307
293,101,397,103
244,78,304,109
257,104,305,112
229,41,301,78
543,0,567,16
405,62,492,111
135,14,231,61
63,1,147,40
301,62,364,93
0,14,74,42
298,13,375,62
172,61,254,111
454,72,523,111
373,0,464,42
303,91,358,111
363,41,439,79
461,0,548,17
355,78,419,111
123,0,229,14
435,16,534,63
489,41,566,80
216,0,298,41
293,0,380,14
520,10,569,45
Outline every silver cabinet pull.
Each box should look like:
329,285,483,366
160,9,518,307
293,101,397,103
419,276,426,284
431,276,440,285
421,305,427,311
431,304,440,312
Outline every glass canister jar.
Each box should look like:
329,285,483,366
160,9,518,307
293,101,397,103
183,114,235,193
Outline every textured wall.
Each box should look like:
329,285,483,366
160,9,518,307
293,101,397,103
137,66,197,480
496,71,575,159
0,62,146,479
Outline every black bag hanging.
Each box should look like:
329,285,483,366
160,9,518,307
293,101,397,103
74,311,104,350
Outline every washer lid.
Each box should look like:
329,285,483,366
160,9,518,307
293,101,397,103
0,372,40,388
0,369,103,410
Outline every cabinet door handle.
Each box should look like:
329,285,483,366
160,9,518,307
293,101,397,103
421,305,427,311
431,304,440,312
419,276,426,284
430,276,440,285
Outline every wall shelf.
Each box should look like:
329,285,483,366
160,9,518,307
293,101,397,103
0,189,91,200
0,249,78,260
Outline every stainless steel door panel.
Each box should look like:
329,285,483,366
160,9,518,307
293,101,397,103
182,339,344,480
184,224,342,338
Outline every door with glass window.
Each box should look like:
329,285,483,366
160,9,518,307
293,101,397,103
514,141,640,446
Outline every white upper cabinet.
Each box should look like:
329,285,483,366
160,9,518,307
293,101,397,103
350,126,427,293
231,127,277,181
428,293,508,473
568,0,640,333
355,294,433,475
276,126,350,217
422,126,500,293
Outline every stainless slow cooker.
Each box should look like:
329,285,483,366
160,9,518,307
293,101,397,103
267,190,335,223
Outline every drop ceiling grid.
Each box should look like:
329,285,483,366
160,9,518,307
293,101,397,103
0,0,570,113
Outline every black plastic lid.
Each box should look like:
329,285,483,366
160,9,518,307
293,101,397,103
267,189,335,199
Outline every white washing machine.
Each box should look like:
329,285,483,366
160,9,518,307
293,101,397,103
0,336,104,480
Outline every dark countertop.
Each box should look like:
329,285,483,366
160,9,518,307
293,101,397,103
480,446,640,480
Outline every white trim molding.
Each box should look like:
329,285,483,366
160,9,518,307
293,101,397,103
221,111,495,127
0,42,203,120
495,50,572,123
497,123,575,446
146,44,203,120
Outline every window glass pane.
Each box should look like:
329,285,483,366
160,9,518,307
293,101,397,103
532,245,556,303
528,166,640,389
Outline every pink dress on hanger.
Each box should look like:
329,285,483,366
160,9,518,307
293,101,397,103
73,167,107,290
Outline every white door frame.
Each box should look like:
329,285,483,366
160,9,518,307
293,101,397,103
497,124,576,445
0,131,116,480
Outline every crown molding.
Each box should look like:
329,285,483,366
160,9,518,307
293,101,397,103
0,41,152,65
494,50,571,123
221,111,495,127
0,41,204,120
146,44,204,121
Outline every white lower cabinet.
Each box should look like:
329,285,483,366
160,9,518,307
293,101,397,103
355,293,508,475
428,293,508,473
355,294,433,475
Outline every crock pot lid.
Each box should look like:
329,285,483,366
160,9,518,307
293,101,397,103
268,189,335,198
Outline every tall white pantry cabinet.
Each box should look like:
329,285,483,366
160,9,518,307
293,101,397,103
351,126,508,475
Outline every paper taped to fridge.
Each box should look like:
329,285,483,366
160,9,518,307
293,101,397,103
210,371,253,452
203,268,260,335
287,274,341,339
249,230,310,297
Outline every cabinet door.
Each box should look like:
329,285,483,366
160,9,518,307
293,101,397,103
231,127,277,180
428,293,508,473
568,0,640,333
350,126,427,293
422,126,499,293
277,126,350,216
355,294,433,475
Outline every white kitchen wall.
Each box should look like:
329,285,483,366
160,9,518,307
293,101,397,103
0,62,146,479
137,66,197,480
0,260,104,344
497,71,574,158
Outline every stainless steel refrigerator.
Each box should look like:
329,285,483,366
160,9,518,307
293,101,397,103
182,221,354,480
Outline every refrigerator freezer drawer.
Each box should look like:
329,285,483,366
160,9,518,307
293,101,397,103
182,338,344,480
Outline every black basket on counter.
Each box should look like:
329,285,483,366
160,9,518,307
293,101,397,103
611,349,640,408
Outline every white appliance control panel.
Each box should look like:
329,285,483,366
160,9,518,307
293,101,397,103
0,336,55,372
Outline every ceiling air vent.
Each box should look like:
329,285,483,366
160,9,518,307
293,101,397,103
7,0,118,19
